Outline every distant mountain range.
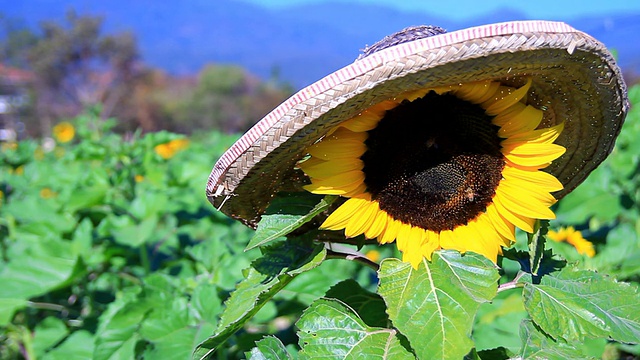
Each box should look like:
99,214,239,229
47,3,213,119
4,0,640,88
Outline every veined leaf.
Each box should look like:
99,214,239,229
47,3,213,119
527,220,549,276
523,266,640,343
247,336,292,360
324,279,389,328
297,298,414,359
246,193,336,251
193,241,326,360
519,319,595,360
378,251,500,360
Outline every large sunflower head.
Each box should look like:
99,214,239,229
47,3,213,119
206,21,628,265
298,78,565,266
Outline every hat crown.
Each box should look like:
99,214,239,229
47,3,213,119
358,25,447,59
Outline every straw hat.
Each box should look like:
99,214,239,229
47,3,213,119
206,20,628,228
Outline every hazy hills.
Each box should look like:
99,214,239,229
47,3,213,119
4,0,639,88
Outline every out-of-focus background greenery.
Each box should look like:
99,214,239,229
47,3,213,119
1,1,640,359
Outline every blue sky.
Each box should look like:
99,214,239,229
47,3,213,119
247,0,640,21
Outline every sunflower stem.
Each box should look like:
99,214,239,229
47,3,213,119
497,270,527,292
325,243,380,271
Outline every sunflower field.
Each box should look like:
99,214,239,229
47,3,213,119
1,82,640,360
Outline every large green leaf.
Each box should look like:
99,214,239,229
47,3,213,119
297,298,414,359
193,241,326,359
523,266,640,343
518,319,595,360
324,279,389,328
0,238,83,300
43,330,95,360
33,317,69,357
378,251,500,360
247,336,292,360
246,193,336,251
140,298,201,360
0,298,27,326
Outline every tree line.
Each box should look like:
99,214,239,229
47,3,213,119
0,11,293,137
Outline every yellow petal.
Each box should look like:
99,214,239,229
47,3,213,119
396,223,414,252
321,197,369,230
500,122,564,146
485,203,516,243
420,231,440,261
339,102,393,132
474,81,502,104
323,127,369,142
492,194,536,233
504,144,566,167
342,182,368,198
299,158,364,179
378,215,401,244
307,139,367,160
495,183,556,220
364,202,388,239
483,79,532,116
345,200,379,237
497,105,544,138
307,170,364,187
492,102,527,127
402,227,427,269
501,166,564,193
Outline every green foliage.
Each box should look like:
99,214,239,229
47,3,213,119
0,110,250,359
378,253,499,360
3,85,640,360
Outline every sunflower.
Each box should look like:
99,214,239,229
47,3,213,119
548,226,595,257
154,138,190,159
52,122,75,143
297,79,566,268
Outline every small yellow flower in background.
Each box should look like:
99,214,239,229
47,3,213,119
52,122,75,143
0,189,4,205
34,147,45,160
134,174,145,182
40,188,57,199
9,166,24,175
54,147,65,159
548,226,595,257
1,141,18,151
154,138,190,159
365,249,381,262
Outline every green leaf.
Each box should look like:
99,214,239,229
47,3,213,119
377,251,500,360
246,193,336,250
111,215,158,247
94,288,150,360
43,330,95,360
0,298,27,326
33,317,69,357
65,185,108,213
140,298,200,360
527,220,548,276
193,241,326,359
297,298,414,359
0,239,83,300
519,319,595,360
247,336,292,360
523,266,640,343
473,292,528,353
325,279,388,328
191,283,222,324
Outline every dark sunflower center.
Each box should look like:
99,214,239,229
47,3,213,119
362,91,505,232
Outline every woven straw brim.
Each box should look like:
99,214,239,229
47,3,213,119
206,20,629,228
